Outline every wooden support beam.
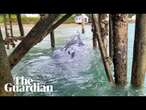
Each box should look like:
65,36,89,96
16,14,24,36
81,19,85,34
9,14,59,69
91,14,97,48
79,14,85,34
3,14,9,37
109,14,114,60
9,14,72,69
3,36,24,44
50,31,55,48
99,14,108,53
3,14,15,48
112,14,128,86
42,14,72,37
8,14,13,37
92,26,97,48
0,27,14,96
93,14,114,83
131,14,146,87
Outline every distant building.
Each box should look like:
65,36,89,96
74,14,89,24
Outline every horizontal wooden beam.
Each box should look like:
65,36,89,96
3,36,24,42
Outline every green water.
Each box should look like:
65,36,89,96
7,23,146,96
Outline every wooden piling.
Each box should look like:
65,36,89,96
91,14,97,48
81,14,85,34
3,15,9,49
9,14,15,48
112,14,128,86
99,14,108,53
92,25,97,48
16,14,24,36
50,30,55,48
9,14,72,69
3,15,12,49
3,14,15,48
131,14,146,87
0,27,14,96
93,14,114,83
109,14,114,60
3,14,9,37
8,14,13,37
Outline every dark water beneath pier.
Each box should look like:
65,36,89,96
7,23,146,96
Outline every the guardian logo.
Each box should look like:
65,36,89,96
4,76,53,93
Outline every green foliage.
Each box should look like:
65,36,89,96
0,14,76,24
21,16,40,24
0,14,91,24
0,14,40,24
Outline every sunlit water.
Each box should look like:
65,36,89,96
4,23,146,96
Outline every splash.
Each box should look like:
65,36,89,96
52,32,85,61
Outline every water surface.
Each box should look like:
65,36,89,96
5,23,146,96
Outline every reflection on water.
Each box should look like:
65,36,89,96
9,23,146,96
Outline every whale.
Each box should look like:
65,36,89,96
64,34,84,51
52,33,84,59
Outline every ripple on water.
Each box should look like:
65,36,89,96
11,24,146,96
